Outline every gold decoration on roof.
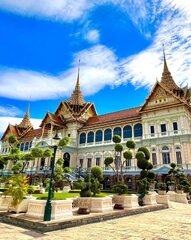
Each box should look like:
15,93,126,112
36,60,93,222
160,46,181,92
18,105,33,129
69,60,85,107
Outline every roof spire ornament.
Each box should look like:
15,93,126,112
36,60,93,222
18,102,33,129
160,44,181,93
69,60,85,107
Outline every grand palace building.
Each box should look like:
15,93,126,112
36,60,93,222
1,53,191,189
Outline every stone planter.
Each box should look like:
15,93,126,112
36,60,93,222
167,191,176,201
175,193,188,204
0,195,13,211
62,186,71,193
156,194,171,208
90,197,113,212
26,199,73,220
158,190,166,195
176,190,184,194
9,196,36,213
77,197,91,214
113,195,139,209
143,194,157,205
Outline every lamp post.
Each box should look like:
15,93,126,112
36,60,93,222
43,132,60,221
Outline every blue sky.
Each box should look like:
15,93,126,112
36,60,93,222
0,0,191,134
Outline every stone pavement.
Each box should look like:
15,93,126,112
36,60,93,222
0,202,191,240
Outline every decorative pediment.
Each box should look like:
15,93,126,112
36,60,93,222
139,81,185,113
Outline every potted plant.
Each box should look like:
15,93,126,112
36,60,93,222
157,182,166,195
176,184,184,194
76,174,92,214
112,182,138,209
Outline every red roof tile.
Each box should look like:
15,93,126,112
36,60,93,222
84,107,141,126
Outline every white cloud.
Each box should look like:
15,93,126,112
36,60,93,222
0,117,41,134
0,0,94,22
0,105,23,117
85,29,100,43
0,45,119,100
0,0,190,99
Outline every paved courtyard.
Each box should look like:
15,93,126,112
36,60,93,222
0,202,191,240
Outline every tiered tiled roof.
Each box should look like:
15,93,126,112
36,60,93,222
17,106,33,129
19,128,48,142
81,107,141,129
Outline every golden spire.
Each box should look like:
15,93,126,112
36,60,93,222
69,60,85,107
18,103,33,129
160,45,181,91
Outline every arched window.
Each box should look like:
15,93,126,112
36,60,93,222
29,141,32,149
123,125,132,139
95,130,103,142
151,148,157,166
104,129,112,141
20,143,24,152
113,127,121,137
175,146,182,164
79,133,86,144
16,143,20,149
134,124,143,137
87,131,94,143
24,142,29,151
162,146,170,164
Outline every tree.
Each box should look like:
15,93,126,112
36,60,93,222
90,166,103,196
7,134,18,148
104,135,135,183
136,146,155,196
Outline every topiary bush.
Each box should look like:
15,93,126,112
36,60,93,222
137,147,150,160
112,135,121,143
112,182,128,195
136,151,145,161
123,151,132,160
104,157,114,166
115,143,123,152
126,140,136,149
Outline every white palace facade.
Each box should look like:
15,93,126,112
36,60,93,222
1,53,191,188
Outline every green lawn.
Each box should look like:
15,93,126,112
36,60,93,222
33,191,115,200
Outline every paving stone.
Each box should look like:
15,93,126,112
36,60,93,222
0,203,191,239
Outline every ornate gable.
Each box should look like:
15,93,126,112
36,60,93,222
139,82,184,113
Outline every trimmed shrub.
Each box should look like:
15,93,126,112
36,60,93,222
126,140,136,149
112,182,128,195
137,147,150,160
136,151,145,161
104,157,113,166
123,150,132,160
112,135,121,143
115,143,123,152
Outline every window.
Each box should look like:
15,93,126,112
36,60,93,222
87,131,94,144
104,129,112,141
79,159,83,168
175,146,182,164
96,157,100,166
162,146,170,164
87,158,92,168
152,153,157,166
95,130,103,142
40,158,45,170
24,142,29,151
126,159,131,167
176,152,182,164
17,143,20,149
29,141,32,149
79,133,86,144
161,124,167,135
173,122,178,134
113,127,121,137
150,126,155,136
20,143,24,151
123,125,132,139
134,124,143,137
